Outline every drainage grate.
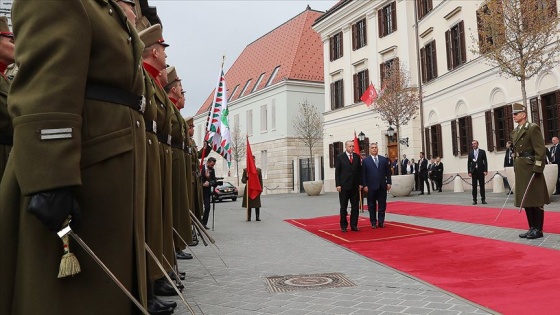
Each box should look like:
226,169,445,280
264,272,356,293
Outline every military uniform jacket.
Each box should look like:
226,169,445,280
512,122,550,207
0,70,13,179
242,168,263,208
1,1,148,314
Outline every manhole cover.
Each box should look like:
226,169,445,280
264,273,356,293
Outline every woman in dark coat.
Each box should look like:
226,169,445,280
241,165,263,221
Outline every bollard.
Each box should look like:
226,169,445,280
493,173,504,193
454,175,464,193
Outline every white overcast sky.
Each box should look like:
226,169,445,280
154,0,338,118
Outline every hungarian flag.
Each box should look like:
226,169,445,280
360,83,377,107
246,136,262,200
205,68,232,167
353,131,360,156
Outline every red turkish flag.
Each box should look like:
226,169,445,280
353,131,360,156
246,136,262,200
360,83,377,107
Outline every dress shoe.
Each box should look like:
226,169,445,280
147,298,174,315
419,192,424,195
154,278,178,296
472,201,477,205
526,229,544,239
427,192,430,195
481,200,487,204
519,228,533,238
169,271,185,281
203,225,210,229
371,225,377,229
438,190,442,192
187,240,198,247
176,251,193,260
351,227,359,231
154,296,177,310
341,228,347,232
256,218,261,221
378,223,384,228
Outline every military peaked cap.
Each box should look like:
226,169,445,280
139,24,169,47
512,103,526,114
165,66,181,85
0,16,13,38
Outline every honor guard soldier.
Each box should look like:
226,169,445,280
1,1,149,314
164,66,194,259
0,16,14,180
139,24,179,301
511,103,550,239
186,118,205,222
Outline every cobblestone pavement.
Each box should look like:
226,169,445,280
169,190,560,315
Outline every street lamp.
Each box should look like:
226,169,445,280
357,131,366,155
358,131,365,142
387,126,395,142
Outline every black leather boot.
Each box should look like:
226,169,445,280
154,277,178,296
519,227,533,238
247,208,252,221
255,208,260,221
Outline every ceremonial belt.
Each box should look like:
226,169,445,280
514,151,534,158
0,133,13,145
85,84,146,113
171,140,185,150
156,133,172,146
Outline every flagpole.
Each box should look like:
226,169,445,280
246,135,249,220
200,54,227,171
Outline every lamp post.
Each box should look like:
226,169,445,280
358,131,366,156
387,126,395,142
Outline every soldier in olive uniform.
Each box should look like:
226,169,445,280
0,1,148,314
187,118,205,222
242,155,264,221
165,66,194,259
0,16,14,181
139,24,180,298
511,103,550,239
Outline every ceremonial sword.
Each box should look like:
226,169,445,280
57,224,149,315
518,173,536,213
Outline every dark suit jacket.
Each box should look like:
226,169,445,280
400,158,409,174
433,162,443,176
335,151,362,190
548,144,559,164
362,155,392,190
418,158,428,176
467,149,488,173
504,147,514,167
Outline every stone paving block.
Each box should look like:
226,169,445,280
425,302,453,310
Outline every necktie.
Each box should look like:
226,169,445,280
349,154,353,163
374,156,378,167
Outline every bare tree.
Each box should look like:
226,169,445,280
374,62,420,169
230,122,246,186
292,99,323,181
472,0,560,107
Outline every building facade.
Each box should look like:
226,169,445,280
314,0,560,192
194,7,326,194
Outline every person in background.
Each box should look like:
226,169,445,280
200,157,217,229
503,140,514,195
548,136,559,195
400,154,409,175
242,155,263,221
467,140,488,205
0,16,14,182
418,152,430,195
434,157,443,192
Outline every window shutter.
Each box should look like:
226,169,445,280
432,40,438,78
340,80,344,108
485,110,494,152
353,73,359,103
420,47,427,83
557,90,560,128
476,9,484,51
365,69,369,90
530,97,540,125
459,21,466,65
394,57,400,72
445,30,452,70
550,0,558,17
504,104,514,140
352,23,357,50
363,20,367,46
329,37,334,61
416,0,423,19
378,8,384,37
364,137,370,157
466,116,473,144
391,2,397,32
451,120,458,156
436,124,443,158
380,62,385,83
329,143,334,168
330,82,335,110
339,32,344,58
425,128,431,158
428,0,433,11
337,142,343,155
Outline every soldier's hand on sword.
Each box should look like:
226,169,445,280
27,187,82,231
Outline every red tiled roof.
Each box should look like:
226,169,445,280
196,8,325,115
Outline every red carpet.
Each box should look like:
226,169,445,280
287,215,560,314
384,201,560,234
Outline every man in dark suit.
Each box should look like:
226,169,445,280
549,136,560,194
400,154,409,175
467,140,488,204
503,140,514,194
362,143,392,228
335,140,362,232
410,158,419,190
391,157,399,175
201,157,217,229
418,152,430,195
